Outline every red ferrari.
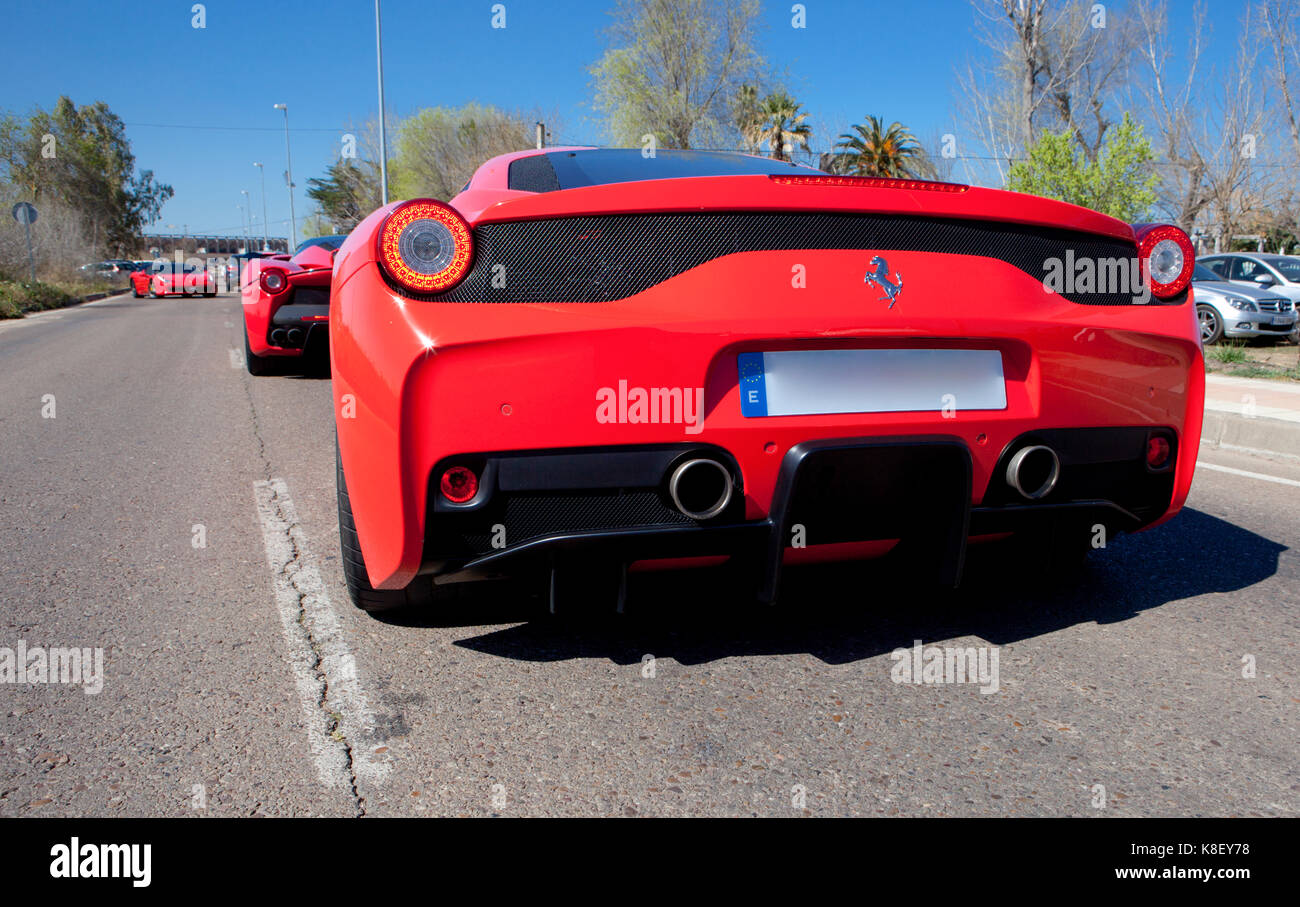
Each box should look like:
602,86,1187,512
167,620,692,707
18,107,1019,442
330,148,1203,613
240,236,345,375
130,260,217,298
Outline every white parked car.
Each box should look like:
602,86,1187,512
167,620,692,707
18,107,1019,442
1191,262,1296,344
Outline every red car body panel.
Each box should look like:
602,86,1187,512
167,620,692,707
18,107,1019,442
332,152,1203,592
241,244,334,358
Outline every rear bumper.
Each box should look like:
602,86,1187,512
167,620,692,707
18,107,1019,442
417,429,1175,601
332,252,1204,590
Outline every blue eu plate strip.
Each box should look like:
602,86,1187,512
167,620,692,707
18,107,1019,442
737,352,768,417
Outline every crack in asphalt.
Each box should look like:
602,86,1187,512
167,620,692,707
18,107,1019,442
269,490,367,817
239,322,381,816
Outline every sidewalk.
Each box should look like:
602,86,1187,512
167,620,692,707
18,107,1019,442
1202,374,1300,458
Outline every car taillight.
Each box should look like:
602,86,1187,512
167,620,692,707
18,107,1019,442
377,199,473,293
260,269,288,294
439,466,478,503
1134,223,1194,299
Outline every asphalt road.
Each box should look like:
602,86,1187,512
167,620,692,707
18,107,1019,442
1,291,1296,817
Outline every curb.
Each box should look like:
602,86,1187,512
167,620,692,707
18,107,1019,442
1200,409,1300,461
71,286,132,305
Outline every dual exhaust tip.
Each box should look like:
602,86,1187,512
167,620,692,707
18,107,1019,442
668,458,734,520
269,327,304,347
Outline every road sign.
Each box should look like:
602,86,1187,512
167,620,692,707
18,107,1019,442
11,202,38,281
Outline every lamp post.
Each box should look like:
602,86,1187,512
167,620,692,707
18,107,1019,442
239,190,251,250
272,103,296,250
375,0,389,205
253,161,270,251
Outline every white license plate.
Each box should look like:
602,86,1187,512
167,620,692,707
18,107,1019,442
1273,313,1296,325
738,349,1007,417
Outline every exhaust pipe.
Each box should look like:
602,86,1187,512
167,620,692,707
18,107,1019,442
286,327,304,346
668,458,733,520
1006,445,1060,500
269,328,288,346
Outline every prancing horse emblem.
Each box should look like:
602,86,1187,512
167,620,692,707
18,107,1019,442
864,256,904,308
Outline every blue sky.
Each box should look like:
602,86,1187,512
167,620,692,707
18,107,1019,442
1,0,1238,239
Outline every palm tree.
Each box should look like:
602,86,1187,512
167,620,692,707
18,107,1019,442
834,116,922,177
755,92,812,162
733,84,763,153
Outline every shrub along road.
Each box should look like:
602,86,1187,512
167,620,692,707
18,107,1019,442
0,292,1296,816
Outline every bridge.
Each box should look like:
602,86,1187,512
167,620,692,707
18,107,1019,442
138,233,291,256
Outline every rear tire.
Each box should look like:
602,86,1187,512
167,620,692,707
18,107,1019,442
336,436,435,613
243,328,274,376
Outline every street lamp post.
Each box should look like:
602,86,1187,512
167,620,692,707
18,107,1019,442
375,0,389,205
253,162,270,251
239,190,251,250
272,103,297,251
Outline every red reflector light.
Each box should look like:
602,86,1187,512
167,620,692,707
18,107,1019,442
377,199,474,293
1146,436,1171,468
300,314,329,321
769,175,969,192
440,466,478,503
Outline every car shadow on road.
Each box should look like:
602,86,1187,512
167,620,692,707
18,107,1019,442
392,507,1286,666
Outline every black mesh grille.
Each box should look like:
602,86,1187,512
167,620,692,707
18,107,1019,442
404,212,1159,306
459,491,691,554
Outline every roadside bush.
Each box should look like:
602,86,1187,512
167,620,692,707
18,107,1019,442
0,274,75,319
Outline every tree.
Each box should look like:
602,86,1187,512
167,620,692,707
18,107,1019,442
590,0,766,148
1007,113,1157,221
305,159,382,233
754,92,811,161
1134,0,1278,248
832,116,923,177
958,0,1138,183
733,83,763,152
390,104,537,201
0,96,172,255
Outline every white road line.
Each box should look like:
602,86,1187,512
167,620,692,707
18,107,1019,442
252,478,391,789
1198,462,1300,488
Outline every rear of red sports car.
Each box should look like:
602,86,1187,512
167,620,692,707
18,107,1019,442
330,148,1203,612
240,239,341,375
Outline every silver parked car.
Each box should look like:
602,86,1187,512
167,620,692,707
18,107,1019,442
1191,262,1296,344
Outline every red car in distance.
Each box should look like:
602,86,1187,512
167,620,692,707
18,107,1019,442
330,147,1204,614
130,260,217,298
240,236,346,376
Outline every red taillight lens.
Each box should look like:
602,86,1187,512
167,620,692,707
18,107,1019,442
769,175,969,192
1135,224,1195,299
439,466,478,503
260,268,288,294
1146,436,1171,469
377,199,474,293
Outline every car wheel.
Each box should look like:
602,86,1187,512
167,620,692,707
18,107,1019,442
1197,305,1224,345
243,327,275,376
336,436,436,613
131,287,142,298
